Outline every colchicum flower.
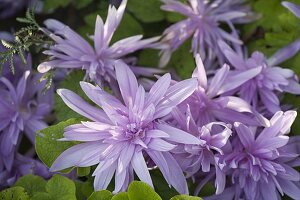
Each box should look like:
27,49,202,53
0,153,51,189
207,111,300,200
38,0,159,88
159,0,255,67
171,107,231,194
219,40,300,114
50,61,201,193
178,55,268,127
0,70,53,172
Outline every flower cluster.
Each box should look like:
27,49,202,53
0,37,52,188
1,0,300,200
159,0,256,68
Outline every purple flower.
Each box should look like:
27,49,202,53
178,55,268,127
171,106,231,194
50,61,201,193
207,111,300,200
38,0,159,88
159,0,255,67
0,70,53,171
282,1,300,18
219,40,300,114
0,153,51,189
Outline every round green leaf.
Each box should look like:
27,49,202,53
35,118,81,169
88,190,113,200
46,175,76,200
31,193,52,200
14,175,47,197
127,181,162,200
170,195,202,200
0,186,30,200
111,192,129,200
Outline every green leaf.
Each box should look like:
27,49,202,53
170,195,202,200
35,118,80,170
127,0,165,23
54,71,87,121
127,181,162,200
138,49,160,68
31,192,52,200
80,180,94,198
77,167,91,177
44,0,72,12
0,186,30,200
112,13,144,43
166,12,186,23
74,0,94,9
45,175,77,200
151,170,178,200
14,175,47,197
168,40,194,79
88,190,113,200
111,192,129,200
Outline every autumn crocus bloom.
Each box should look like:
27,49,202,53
178,55,268,127
219,40,300,114
50,61,201,194
207,111,300,200
0,70,53,171
38,0,159,88
159,0,255,67
171,106,231,194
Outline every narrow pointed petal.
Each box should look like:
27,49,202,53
157,124,203,145
94,163,116,191
282,1,300,18
147,150,188,194
234,122,255,149
94,15,104,54
148,138,177,151
115,60,138,106
131,151,153,188
217,66,262,95
57,89,108,122
146,73,171,107
267,39,300,66
50,142,104,171
192,54,207,89
155,78,198,118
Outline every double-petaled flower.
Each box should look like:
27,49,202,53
177,55,269,127
219,40,300,114
208,111,300,200
50,61,202,194
159,0,255,67
0,69,53,173
38,0,159,89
